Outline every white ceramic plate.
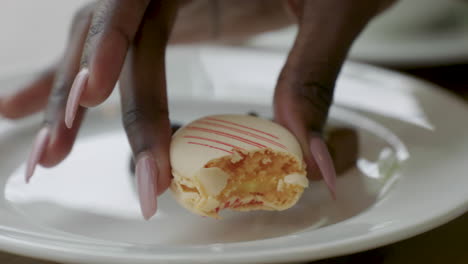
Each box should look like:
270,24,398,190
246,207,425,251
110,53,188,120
246,7,468,67
0,48,467,264
351,6,468,67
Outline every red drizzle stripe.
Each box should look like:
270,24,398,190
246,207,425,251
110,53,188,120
187,142,233,154
187,126,267,148
198,121,287,150
206,117,279,139
184,136,245,151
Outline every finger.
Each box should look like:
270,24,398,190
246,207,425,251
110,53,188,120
65,0,152,129
25,4,93,182
0,68,55,119
129,122,184,175
120,0,178,220
274,1,381,198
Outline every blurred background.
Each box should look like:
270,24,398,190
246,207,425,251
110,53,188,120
1,0,468,97
246,0,468,99
0,0,467,263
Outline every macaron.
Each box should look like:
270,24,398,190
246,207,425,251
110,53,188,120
170,114,308,218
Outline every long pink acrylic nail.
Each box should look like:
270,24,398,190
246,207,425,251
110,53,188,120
135,152,158,220
310,136,337,199
65,68,89,129
25,126,51,183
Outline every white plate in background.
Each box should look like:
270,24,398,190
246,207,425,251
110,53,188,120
351,6,468,67
246,4,468,67
0,48,467,263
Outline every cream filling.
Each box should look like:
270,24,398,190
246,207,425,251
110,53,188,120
195,167,229,196
284,173,309,187
172,162,307,217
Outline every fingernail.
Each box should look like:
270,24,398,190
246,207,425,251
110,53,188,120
65,68,89,129
310,136,337,199
25,126,51,183
135,152,158,220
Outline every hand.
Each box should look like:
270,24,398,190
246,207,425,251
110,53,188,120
0,0,393,219
274,0,395,198
1,0,179,221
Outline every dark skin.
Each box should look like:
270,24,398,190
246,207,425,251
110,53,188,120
0,0,394,219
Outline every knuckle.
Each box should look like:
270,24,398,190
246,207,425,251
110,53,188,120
111,0,152,44
79,2,109,68
89,0,150,45
122,108,145,134
277,72,334,131
300,81,334,110
121,107,151,134
87,1,111,39
87,20,104,40
121,105,169,155
88,12,106,39
294,80,334,118
122,104,169,134
278,70,334,115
